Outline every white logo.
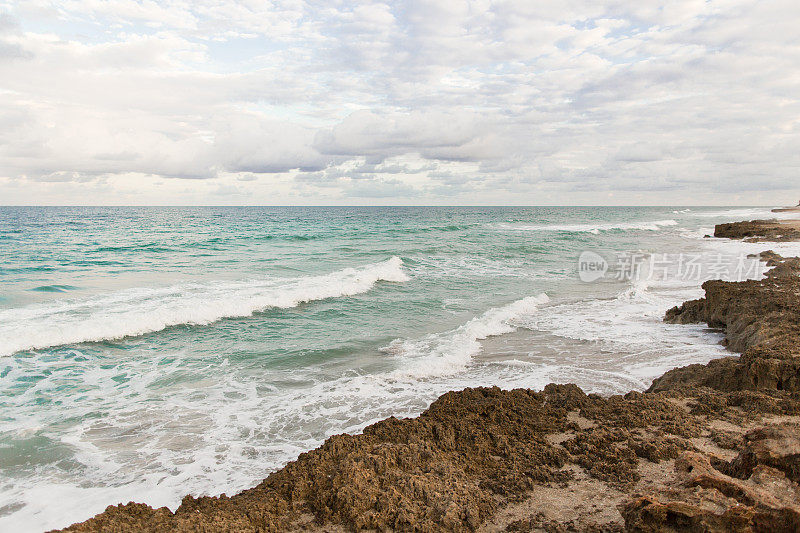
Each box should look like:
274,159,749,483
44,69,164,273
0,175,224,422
578,251,608,282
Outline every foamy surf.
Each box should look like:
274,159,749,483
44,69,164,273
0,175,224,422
0,257,408,357
503,219,678,234
2,206,778,533
688,207,795,219
384,293,550,377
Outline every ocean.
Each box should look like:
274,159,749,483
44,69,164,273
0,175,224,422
2,206,799,531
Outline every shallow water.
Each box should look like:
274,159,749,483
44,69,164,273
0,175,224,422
0,205,796,531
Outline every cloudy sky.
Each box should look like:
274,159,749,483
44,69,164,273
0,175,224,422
0,1,798,205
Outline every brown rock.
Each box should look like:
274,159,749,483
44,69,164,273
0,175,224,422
714,220,800,242
654,252,800,393
620,446,800,532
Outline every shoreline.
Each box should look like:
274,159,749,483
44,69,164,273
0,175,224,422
57,217,800,532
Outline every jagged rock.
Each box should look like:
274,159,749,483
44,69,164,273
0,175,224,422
714,220,800,242
56,383,800,533
654,252,800,393
727,425,800,484
772,201,800,213
620,446,800,532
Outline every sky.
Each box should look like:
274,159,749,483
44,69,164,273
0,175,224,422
0,1,798,206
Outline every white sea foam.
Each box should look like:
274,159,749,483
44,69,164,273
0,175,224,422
532,210,784,362
383,293,550,377
0,343,553,532
515,281,728,384
702,235,800,263
690,207,797,219
407,255,556,280
503,219,678,234
0,257,409,357
691,208,767,218
679,217,800,260
512,241,762,376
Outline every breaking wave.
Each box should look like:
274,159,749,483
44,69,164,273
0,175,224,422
503,219,678,234
383,294,551,377
0,257,409,357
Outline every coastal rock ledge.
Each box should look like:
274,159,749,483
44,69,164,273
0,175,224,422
57,235,800,532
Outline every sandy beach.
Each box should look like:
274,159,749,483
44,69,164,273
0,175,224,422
55,216,800,533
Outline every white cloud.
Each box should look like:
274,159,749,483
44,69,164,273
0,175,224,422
0,0,799,204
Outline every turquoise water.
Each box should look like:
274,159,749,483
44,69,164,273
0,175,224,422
0,206,791,531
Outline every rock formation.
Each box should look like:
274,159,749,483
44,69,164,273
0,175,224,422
714,220,800,242
652,251,800,393
771,202,800,213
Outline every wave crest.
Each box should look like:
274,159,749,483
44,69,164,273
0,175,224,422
503,219,678,234
384,293,550,377
0,257,408,356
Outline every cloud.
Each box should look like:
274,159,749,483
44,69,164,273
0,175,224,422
345,177,419,198
313,110,494,161
1,0,799,204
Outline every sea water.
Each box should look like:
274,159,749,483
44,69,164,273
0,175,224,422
1,206,798,531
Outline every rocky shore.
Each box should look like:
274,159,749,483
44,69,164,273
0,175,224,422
57,219,800,533
714,219,800,242
771,203,800,214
